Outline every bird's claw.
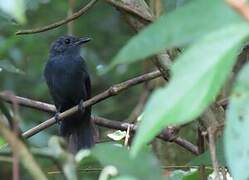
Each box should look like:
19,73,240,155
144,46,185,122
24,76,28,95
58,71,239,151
55,112,61,125
78,100,85,114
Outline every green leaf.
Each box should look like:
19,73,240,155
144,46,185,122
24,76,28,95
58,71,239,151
0,60,24,74
0,0,26,24
131,24,249,156
92,143,163,180
0,134,6,149
107,130,126,141
225,62,249,180
189,137,226,166
48,136,77,180
109,0,243,68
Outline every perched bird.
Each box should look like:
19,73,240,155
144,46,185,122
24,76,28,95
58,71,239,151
44,35,94,154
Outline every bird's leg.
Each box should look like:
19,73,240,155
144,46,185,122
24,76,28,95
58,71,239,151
78,100,85,114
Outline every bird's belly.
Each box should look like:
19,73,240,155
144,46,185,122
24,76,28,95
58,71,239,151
52,72,84,104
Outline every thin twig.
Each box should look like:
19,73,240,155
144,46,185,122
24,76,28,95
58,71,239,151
197,127,206,180
15,0,98,35
226,0,249,21
49,165,213,174
208,127,220,180
10,93,21,180
124,125,130,147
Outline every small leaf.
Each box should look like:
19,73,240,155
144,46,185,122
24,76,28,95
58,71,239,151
225,62,249,180
0,60,24,74
92,143,163,180
0,0,26,24
109,0,243,68
107,130,126,141
131,24,249,155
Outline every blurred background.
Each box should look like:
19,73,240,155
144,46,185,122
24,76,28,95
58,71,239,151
0,0,195,179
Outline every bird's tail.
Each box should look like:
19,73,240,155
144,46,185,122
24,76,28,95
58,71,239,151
60,116,95,154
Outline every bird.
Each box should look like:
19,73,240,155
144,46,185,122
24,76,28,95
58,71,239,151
44,35,94,154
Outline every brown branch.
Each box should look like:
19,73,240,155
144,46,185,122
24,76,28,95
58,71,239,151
208,127,220,180
0,93,55,113
197,127,206,180
226,0,249,22
0,81,199,155
21,70,162,138
15,0,98,35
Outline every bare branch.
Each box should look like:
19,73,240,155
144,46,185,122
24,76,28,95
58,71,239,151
0,78,199,155
208,127,220,180
21,70,162,138
0,93,55,113
15,0,98,35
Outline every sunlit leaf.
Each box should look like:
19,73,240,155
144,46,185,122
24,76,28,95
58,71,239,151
107,130,126,141
225,62,249,180
131,24,249,155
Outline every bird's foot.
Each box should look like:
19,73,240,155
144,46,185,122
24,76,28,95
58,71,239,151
78,100,85,114
55,112,61,125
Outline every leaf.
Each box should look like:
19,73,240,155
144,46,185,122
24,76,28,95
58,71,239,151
0,0,26,24
48,136,77,180
189,137,226,166
131,23,249,156
109,0,243,68
92,143,163,180
107,130,126,141
0,60,24,74
224,62,249,180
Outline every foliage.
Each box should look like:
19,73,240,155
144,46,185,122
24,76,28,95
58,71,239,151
225,63,249,180
1,0,249,179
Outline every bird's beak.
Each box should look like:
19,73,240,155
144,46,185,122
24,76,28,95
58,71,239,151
75,37,91,46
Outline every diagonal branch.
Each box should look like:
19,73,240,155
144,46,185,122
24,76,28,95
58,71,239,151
20,70,161,138
0,70,198,155
15,0,98,35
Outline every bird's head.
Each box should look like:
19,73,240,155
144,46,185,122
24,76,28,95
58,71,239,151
49,35,91,57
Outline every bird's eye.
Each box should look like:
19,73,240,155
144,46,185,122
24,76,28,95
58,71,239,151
64,39,71,44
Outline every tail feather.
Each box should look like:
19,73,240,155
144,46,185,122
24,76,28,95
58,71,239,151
67,123,94,154
60,115,95,154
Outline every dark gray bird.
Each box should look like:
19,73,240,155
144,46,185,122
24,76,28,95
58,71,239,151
44,35,94,154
